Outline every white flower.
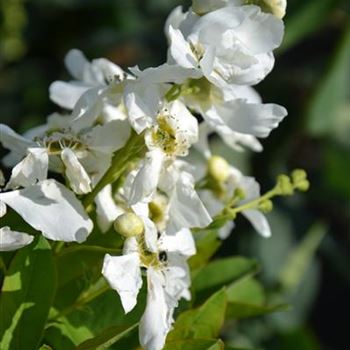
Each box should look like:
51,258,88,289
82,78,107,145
49,49,127,112
102,228,195,350
1,115,130,194
166,3,284,87
0,179,93,242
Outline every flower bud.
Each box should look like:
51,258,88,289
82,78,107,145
114,212,144,238
259,199,273,213
234,187,246,201
291,169,310,192
244,0,286,19
276,174,294,195
208,155,230,183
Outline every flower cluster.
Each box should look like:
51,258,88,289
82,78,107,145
0,1,309,349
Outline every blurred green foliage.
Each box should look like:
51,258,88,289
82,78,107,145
0,0,349,349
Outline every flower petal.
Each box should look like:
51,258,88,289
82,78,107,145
128,149,164,205
61,148,92,195
6,148,48,189
160,229,196,257
139,268,169,350
167,172,212,234
102,253,142,314
243,209,271,237
64,49,89,80
0,179,93,242
49,81,90,110
95,185,124,233
0,227,34,251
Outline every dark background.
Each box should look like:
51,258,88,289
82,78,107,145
0,1,349,349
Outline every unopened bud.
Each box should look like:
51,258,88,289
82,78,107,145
114,212,144,238
277,174,294,195
208,155,230,182
259,199,273,213
291,169,310,192
234,187,246,201
244,0,286,18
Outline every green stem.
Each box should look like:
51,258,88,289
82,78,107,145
83,131,146,209
229,187,278,215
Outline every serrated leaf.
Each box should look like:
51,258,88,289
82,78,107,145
0,236,57,350
193,257,259,301
74,323,138,350
164,338,224,350
167,288,227,341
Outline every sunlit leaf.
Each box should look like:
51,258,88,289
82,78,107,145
167,289,227,341
164,338,224,350
0,236,56,350
74,323,138,350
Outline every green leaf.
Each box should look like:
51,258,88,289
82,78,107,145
0,236,57,350
189,230,222,274
226,276,288,320
167,289,227,341
74,323,138,350
306,23,350,135
193,257,259,301
281,0,342,52
226,277,265,306
278,223,327,292
164,339,224,350
226,301,289,320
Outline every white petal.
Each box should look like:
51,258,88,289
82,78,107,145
0,179,93,242
6,148,48,189
0,124,35,158
129,63,200,84
61,148,92,195
167,172,212,234
64,49,89,80
71,87,104,131
142,217,158,253
0,201,6,217
124,80,161,134
243,209,271,237
87,120,130,154
168,26,198,69
234,5,284,54
89,58,125,84
128,150,164,205
207,100,287,138
0,227,34,251
164,253,192,301
160,228,196,257
49,81,90,109
218,221,235,240
139,268,169,350
102,253,142,314
95,185,124,233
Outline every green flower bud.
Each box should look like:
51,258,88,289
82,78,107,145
291,169,310,192
259,199,274,213
234,187,246,201
208,155,230,182
114,212,144,238
277,174,294,195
